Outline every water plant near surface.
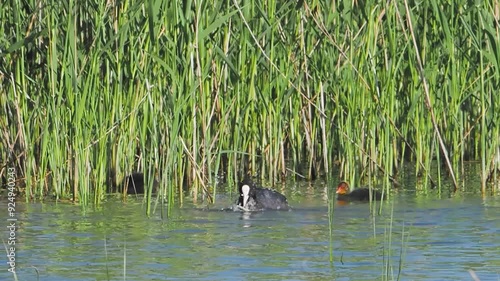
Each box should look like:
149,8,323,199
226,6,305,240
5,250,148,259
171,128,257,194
1,0,499,208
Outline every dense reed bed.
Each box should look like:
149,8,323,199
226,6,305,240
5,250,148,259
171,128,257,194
1,0,499,208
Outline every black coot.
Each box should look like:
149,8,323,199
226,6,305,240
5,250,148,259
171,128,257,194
236,180,289,211
336,181,382,201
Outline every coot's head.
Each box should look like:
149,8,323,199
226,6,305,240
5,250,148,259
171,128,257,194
336,182,350,195
238,181,256,208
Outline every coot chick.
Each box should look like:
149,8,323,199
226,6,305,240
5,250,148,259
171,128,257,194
336,181,382,201
123,172,158,194
236,181,289,211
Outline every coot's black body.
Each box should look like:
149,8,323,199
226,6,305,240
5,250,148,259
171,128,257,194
237,181,289,211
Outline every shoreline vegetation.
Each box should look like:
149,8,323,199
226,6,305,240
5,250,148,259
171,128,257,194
1,0,499,209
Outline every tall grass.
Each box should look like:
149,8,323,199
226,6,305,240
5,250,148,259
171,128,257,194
1,0,499,207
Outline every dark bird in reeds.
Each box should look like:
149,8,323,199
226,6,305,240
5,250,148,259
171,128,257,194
335,181,382,201
123,172,158,195
236,180,289,211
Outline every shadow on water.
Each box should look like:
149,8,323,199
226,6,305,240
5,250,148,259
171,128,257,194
1,170,500,280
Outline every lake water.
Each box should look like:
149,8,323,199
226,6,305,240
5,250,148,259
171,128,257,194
1,176,500,280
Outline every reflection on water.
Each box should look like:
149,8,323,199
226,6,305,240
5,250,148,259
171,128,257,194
0,178,499,280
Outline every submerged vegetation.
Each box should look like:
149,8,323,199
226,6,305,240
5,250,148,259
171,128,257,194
1,0,499,208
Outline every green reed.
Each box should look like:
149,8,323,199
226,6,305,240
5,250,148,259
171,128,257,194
381,200,409,281
1,0,499,207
